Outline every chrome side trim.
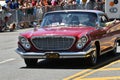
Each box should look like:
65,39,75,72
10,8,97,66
101,46,116,55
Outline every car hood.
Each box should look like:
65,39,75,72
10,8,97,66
20,26,95,38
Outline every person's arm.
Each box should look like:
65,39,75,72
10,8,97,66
59,0,65,6
105,19,119,26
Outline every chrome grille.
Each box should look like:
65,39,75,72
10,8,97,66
31,36,75,50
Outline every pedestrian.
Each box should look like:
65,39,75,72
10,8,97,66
86,0,96,10
10,0,19,9
40,0,51,13
95,0,105,11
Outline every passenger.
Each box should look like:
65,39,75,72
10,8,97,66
103,19,120,27
83,14,97,27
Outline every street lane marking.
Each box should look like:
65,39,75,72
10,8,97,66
0,58,15,64
77,76,120,80
74,59,120,80
99,68,120,71
64,65,105,80
63,69,92,80
99,59,120,69
64,55,120,80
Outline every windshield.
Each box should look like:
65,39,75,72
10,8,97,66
40,12,98,28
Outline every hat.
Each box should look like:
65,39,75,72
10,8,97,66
5,0,10,3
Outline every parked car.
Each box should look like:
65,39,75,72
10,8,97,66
16,10,120,67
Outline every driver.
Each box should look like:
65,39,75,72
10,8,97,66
50,14,62,24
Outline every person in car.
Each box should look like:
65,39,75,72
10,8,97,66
103,19,120,27
83,14,97,27
70,16,80,25
50,15,62,24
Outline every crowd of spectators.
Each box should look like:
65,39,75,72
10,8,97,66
2,0,105,11
0,0,105,29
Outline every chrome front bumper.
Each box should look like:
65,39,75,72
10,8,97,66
16,48,93,59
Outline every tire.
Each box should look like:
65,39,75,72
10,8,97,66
24,59,38,67
109,42,117,56
87,49,98,66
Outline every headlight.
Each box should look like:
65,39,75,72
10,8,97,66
76,36,88,49
19,36,31,50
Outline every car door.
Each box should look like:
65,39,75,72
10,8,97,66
99,14,120,54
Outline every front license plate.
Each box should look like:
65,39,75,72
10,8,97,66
46,53,59,58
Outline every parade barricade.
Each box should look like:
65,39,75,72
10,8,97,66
0,2,104,30
0,10,4,27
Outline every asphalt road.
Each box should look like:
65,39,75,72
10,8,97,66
0,28,120,80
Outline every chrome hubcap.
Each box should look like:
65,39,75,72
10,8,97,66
91,51,97,63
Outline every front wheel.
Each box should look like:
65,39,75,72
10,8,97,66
87,50,98,66
24,59,38,67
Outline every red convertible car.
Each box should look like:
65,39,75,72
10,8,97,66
16,10,120,67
